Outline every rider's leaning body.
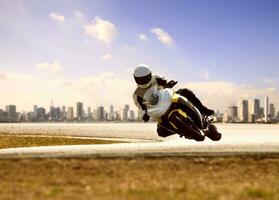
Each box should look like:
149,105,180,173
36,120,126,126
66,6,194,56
132,64,215,137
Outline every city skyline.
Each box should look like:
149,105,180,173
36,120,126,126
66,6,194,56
1,95,278,123
221,96,278,123
0,1,279,111
0,102,138,122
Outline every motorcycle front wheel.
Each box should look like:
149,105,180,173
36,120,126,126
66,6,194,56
169,111,205,141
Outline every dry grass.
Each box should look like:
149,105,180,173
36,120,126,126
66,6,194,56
0,134,117,149
0,157,278,200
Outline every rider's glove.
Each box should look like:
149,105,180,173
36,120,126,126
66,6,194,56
142,113,150,122
166,80,178,88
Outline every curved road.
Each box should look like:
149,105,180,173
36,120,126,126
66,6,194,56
0,123,279,158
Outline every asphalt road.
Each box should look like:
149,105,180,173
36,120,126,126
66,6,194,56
0,123,278,158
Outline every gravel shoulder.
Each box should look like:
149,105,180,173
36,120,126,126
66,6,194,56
1,157,279,200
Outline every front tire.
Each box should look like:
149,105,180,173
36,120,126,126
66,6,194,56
169,111,205,141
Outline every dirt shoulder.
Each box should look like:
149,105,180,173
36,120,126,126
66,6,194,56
0,134,118,149
1,157,278,200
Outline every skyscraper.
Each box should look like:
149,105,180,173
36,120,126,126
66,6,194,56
53,107,61,121
87,107,92,120
33,105,38,118
269,103,275,119
122,104,129,121
0,109,8,122
93,109,97,121
67,107,74,121
238,100,248,122
248,98,260,122
61,105,66,120
76,102,83,121
228,106,237,122
49,98,55,120
109,105,114,120
97,106,105,121
264,96,269,122
129,110,135,121
5,105,17,122
37,107,46,121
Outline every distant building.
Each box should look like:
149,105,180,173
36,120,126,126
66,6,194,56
115,111,121,121
109,105,114,120
259,107,264,118
264,96,269,122
105,112,109,121
61,105,66,120
122,104,129,121
76,102,83,121
129,110,135,121
222,111,229,123
37,107,46,121
67,107,74,121
269,103,275,119
87,107,92,120
97,106,105,121
33,105,38,118
53,107,61,121
87,107,91,116
0,109,8,122
92,109,97,121
6,105,17,122
237,100,248,122
228,106,237,122
248,99,260,122
49,106,55,120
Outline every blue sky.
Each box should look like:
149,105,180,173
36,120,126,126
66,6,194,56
0,0,278,112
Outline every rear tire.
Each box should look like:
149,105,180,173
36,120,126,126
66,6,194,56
204,124,222,141
169,112,205,141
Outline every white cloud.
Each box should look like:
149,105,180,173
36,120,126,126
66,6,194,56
35,61,63,73
83,16,118,43
123,45,136,52
100,53,112,60
1,69,278,114
0,70,135,111
262,78,278,86
150,27,174,47
139,33,149,41
50,12,65,23
198,68,210,80
181,81,279,112
75,10,84,19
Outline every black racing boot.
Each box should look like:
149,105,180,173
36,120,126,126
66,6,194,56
203,124,222,141
201,107,215,116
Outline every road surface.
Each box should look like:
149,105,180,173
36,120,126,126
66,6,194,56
0,123,278,158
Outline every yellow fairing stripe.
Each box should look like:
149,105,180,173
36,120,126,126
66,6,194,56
167,109,188,130
172,93,180,103
157,118,162,123
168,109,179,118
178,109,187,118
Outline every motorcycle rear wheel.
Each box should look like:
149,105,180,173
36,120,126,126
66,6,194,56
204,124,222,141
169,111,205,141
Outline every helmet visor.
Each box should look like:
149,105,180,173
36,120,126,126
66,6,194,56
134,73,152,85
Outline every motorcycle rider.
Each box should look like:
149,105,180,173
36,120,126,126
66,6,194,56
132,64,215,137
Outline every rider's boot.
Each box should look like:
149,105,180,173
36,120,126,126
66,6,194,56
200,106,215,116
203,124,222,141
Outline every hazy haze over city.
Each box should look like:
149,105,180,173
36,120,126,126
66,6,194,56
0,0,278,112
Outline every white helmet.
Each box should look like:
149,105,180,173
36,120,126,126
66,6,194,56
133,64,152,88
